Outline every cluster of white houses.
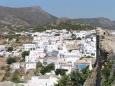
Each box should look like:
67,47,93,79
21,29,96,72
0,29,96,86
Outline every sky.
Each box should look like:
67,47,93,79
0,0,115,20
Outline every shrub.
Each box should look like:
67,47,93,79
11,70,21,83
40,63,55,75
6,57,16,64
7,47,13,52
21,51,29,61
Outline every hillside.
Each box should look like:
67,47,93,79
71,17,115,29
0,6,57,31
0,6,115,31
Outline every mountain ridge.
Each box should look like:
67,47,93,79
0,5,57,31
0,6,115,31
71,17,115,28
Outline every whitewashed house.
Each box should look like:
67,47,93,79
25,49,46,71
12,50,21,57
45,44,58,52
55,62,72,73
23,43,36,51
25,49,45,63
24,75,58,86
10,62,20,70
0,51,6,56
5,52,12,58
74,31,86,38
0,45,5,51
0,45,6,56
80,36,96,58
25,62,36,71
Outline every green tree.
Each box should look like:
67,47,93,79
36,61,43,68
55,75,70,86
21,51,29,61
101,60,115,86
82,66,91,79
40,66,46,75
40,63,55,75
7,47,13,52
101,60,112,80
6,57,16,64
35,61,43,75
16,38,19,42
11,70,21,83
46,63,55,72
70,70,85,86
55,68,91,86
71,34,76,40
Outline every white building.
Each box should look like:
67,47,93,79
12,51,21,57
10,62,20,70
55,62,72,73
24,75,58,86
45,44,58,52
0,45,5,51
25,49,46,71
22,29,96,73
25,49,46,63
25,62,36,71
0,45,6,56
23,43,36,51
80,36,96,58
